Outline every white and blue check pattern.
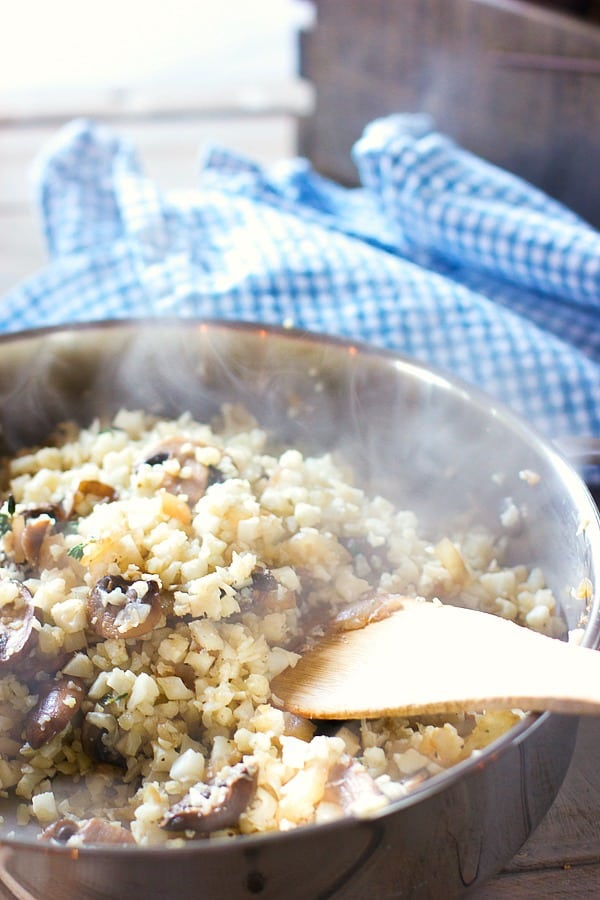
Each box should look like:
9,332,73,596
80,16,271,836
1,115,599,456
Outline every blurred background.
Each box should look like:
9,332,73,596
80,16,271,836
1,0,599,294
0,0,312,294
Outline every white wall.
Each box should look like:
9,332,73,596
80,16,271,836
1,0,312,97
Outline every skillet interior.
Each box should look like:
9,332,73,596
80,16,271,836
0,319,598,899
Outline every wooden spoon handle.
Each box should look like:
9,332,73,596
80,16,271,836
272,601,600,720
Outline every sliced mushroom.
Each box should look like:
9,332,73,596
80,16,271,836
339,535,389,572
396,768,432,794
61,479,117,519
40,816,135,845
330,591,408,633
160,762,258,833
10,510,59,567
25,677,85,749
282,711,317,742
238,567,297,614
21,515,54,566
87,575,162,639
172,661,197,690
322,758,387,815
0,581,35,668
76,480,117,502
22,503,64,522
250,567,278,593
140,437,223,506
81,717,126,769
22,651,73,686
144,451,170,467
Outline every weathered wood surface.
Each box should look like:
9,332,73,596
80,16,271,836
298,0,600,226
474,714,600,896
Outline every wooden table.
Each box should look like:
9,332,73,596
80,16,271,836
476,715,600,896
1,118,600,899
477,487,600,896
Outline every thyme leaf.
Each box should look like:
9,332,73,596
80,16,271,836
67,543,85,561
100,692,128,706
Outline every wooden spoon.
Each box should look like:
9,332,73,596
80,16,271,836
271,598,600,719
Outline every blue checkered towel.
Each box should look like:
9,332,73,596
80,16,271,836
2,114,599,462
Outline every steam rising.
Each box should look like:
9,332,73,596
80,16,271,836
0,320,594,587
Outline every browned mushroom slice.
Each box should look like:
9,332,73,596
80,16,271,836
161,762,258,833
397,768,431,794
282,711,317,742
339,535,389,572
10,511,58,567
22,503,64,522
330,591,408,633
0,581,35,668
21,515,54,566
140,438,223,505
40,816,135,845
81,717,126,769
172,661,197,690
322,759,387,815
76,480,117,502
239,567,297,614
62,479,117,519
87,575,162,639
25,677,85,749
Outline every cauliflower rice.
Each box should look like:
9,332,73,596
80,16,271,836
0,406,566,846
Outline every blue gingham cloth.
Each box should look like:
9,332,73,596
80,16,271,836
2,115,599,456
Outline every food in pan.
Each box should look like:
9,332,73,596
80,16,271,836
0,408,566,845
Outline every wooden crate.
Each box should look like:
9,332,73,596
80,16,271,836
299,0,600,226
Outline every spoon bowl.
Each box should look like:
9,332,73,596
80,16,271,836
272,598,600,719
